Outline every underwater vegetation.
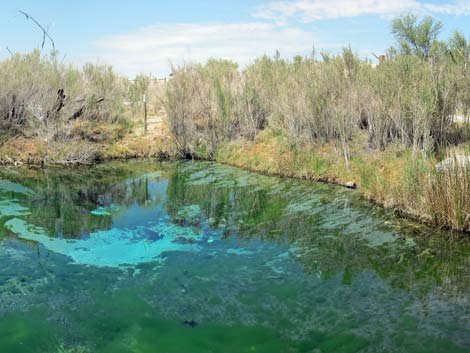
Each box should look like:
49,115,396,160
4,218,204,269
0,161,468,352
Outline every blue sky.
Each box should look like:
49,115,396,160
1,0,470,77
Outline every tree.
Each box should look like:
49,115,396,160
448,31,470,64
128,74,150,113
391,14,443,59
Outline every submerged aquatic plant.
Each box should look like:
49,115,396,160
175,204,202,225
0,199,31,217
0,180,34,196
90,204,120,216
4,218,202,268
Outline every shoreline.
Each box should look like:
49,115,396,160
216,158,443,235
0,147,467,236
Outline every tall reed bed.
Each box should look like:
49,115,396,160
426,156,470,232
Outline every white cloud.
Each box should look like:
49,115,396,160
253,0,470,23
90,0,470,77
91,22,331,77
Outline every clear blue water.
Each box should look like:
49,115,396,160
0,160,468,353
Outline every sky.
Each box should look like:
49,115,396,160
1,0,470,77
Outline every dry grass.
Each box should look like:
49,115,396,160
216,130,470,232
425,158,470,232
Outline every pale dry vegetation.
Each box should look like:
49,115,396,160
165,15,470,232
0,50,131,164
1,14,469,232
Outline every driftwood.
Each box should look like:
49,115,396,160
46,89,66,121
52,159,94,166
70,97,105,120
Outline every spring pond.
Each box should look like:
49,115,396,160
0,160,469,353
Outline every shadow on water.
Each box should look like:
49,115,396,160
0,160,468,353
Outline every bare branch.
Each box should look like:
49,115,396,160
18,10,55,51
5,46,14,57
59,53,67,66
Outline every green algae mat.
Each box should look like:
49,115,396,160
0,160,468,353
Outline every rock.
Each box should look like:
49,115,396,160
172,237,196,245
183,319,198,328
345,181,357,189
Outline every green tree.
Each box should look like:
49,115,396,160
448,31,470,64
128,74,151,114
391,14,443,59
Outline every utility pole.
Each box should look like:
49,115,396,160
143,94,147,135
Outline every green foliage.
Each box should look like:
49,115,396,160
164,15,470,231
391,14,443,59
426,156,470,232
165,14,470,163
448,31,470,64
165,60,242,158
127,74,150,113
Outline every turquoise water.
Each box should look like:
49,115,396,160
0,160,468,353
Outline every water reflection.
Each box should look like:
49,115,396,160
0,160,468,352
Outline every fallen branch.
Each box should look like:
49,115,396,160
70,97,105,120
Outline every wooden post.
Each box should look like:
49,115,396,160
143,94,147,135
